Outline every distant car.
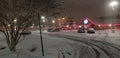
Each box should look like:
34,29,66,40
20,30,32,35
47,28,60,32
53,28,60,32
77,28,85,33
87,28,95,33
47,28,53,32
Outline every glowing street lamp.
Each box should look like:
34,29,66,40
41,16,46,29
52,20,55,24
14,19,17,23
62,17,65,20
41,16,45,19
41,16,46,22
8,24,10,27
13,19,17,31
109,1,118,33
110,1,118,9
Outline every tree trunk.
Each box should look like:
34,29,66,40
9,42,17,52
10,46,16,52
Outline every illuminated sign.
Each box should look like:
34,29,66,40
84,19,88,24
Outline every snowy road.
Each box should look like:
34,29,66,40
47,31,120,58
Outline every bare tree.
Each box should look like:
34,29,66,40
0,0,61,52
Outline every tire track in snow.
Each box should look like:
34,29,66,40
49,34,120,58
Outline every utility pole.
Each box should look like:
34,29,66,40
109,1,118,33
38,12,45,56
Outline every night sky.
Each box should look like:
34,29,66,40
63,0,120,22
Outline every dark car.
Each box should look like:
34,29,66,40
53,28,60,32
87,28,95,33
47,28,60,32
47,28,54,32
20,30,32,35
77,28,85,33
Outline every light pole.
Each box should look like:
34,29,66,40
110,1,118,33
38,13,45,56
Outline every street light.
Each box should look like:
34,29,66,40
13,19,17,31
110,1,118,8
41,16,46,29
62,17,65,20
109,1,118,33
14,19,17,23
41,16,46,22
8,24,10,27
52,20,55,24
52,20,55,27
41,16,45,19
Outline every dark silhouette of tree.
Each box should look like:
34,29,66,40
0,0,61,51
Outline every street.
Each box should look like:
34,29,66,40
47,30,120,58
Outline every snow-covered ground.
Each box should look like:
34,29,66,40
46,30,120,58
0,31,74,58
0,30,120,58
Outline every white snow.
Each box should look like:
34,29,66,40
0,30,120,58
0,31,74,58
50,30,120,45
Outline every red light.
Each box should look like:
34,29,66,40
79,25,82,28
98,24,101,27
109,24,112,27
66,25,69,27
